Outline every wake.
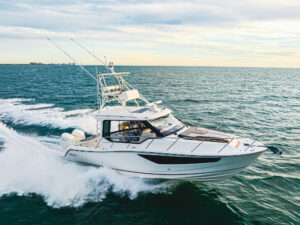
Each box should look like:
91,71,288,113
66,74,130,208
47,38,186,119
0,98,97,134
0,99,167,208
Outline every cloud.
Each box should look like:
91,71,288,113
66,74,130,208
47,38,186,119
0,0,299,67
2,0,300,30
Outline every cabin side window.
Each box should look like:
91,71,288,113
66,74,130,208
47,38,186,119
102,120,111,138
103,120,156,143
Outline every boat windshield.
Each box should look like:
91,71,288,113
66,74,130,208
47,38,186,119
149,114,185,136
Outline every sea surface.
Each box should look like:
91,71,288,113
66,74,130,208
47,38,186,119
0,65,299,225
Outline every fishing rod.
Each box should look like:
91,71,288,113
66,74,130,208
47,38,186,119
47,37,101,85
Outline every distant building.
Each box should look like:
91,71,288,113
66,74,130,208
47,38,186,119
29,62,43,65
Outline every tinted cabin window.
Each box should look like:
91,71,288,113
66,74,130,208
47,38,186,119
106,121,156,143
103,120,110,138
149,114,185,136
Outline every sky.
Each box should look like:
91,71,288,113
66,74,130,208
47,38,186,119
0,0,300,67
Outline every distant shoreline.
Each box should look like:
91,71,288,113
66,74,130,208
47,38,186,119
0,63,75,66
0,64,299,69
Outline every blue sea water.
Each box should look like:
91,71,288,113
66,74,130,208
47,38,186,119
0,65,299,225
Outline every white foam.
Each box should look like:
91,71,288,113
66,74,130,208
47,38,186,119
0,123,165,208
0,98,97,134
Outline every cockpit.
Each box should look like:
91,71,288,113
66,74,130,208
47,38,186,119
102,114,185,143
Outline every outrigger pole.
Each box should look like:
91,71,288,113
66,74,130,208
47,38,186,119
46,37,101,86
70,38,110,72
68,38,151,105
48,37,153,112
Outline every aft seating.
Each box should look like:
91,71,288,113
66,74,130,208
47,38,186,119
79,136,100,148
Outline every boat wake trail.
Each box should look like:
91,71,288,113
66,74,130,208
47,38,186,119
0,122,166,208
0,98,97,134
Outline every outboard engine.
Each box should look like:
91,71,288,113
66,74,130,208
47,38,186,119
60,133,75,150
72,129,85,144
60,129,85,150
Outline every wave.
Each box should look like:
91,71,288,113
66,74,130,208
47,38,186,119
0,123,166,208
0,98,97,134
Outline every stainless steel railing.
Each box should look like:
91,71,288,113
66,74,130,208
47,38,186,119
79,132,261,154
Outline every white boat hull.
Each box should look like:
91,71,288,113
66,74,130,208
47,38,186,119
64,149,264,181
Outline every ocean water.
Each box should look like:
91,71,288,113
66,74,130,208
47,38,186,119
0,65,299,225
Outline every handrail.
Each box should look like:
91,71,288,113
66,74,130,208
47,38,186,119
122,135,251,140
92,133,263,153
243,135,260,151
191,141,204,152
166,138,180,151
145,138,155,149
217,137,234,153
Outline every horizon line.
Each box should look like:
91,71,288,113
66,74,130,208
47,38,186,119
0,63,299,69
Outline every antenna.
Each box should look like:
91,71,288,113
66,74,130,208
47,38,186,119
47,37,101,85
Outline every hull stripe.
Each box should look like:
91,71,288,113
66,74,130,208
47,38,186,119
138,154,221,164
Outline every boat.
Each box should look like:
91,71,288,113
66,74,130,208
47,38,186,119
49,38,278,181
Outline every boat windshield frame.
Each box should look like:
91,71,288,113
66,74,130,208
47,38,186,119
148,114,185,136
